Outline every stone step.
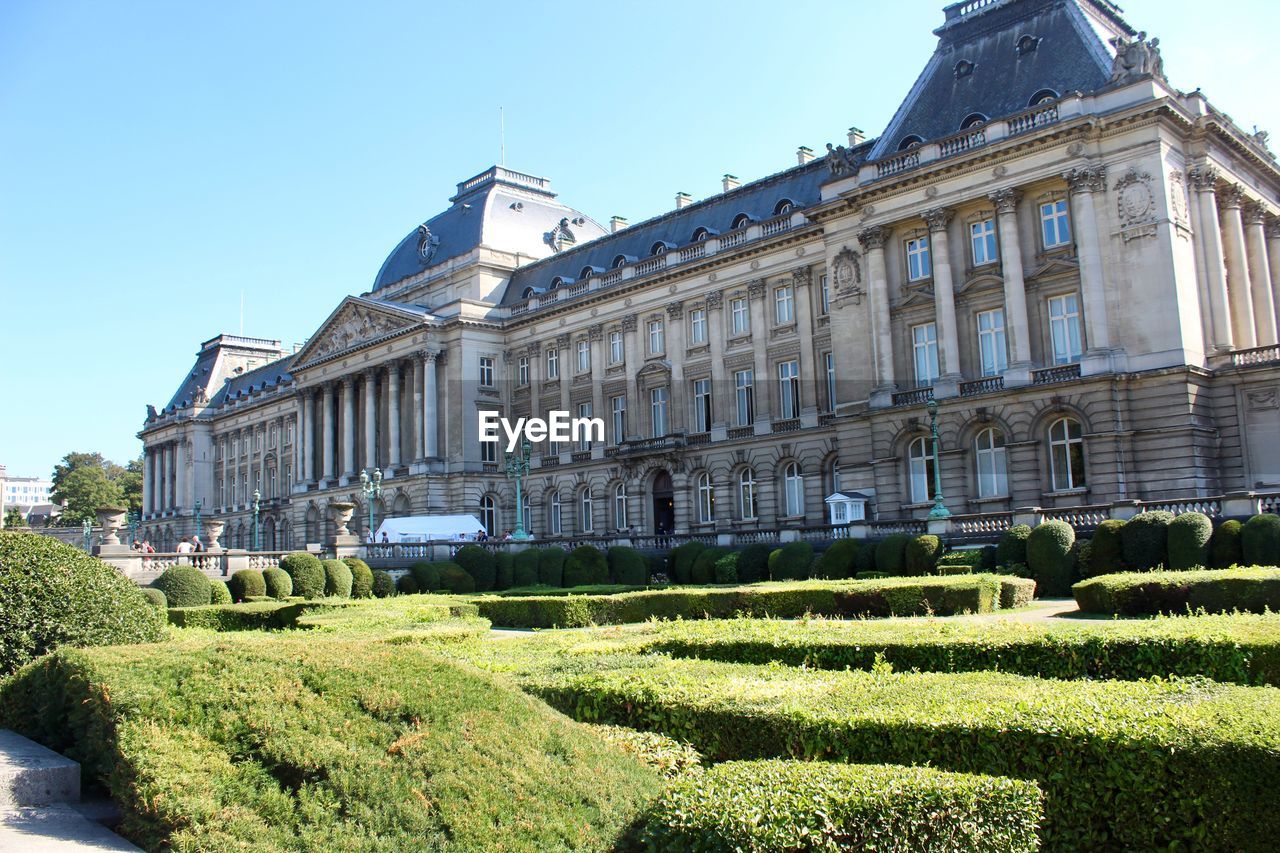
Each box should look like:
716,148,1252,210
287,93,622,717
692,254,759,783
0,730,79,808
0,804,140,851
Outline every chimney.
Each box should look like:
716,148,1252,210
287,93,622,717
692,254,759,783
796,146,814,165
722,174,740,193
847,127,865,147
610,215,629,233
675,192,693,209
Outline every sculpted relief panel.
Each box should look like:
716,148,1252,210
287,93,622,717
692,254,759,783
313,305,412,360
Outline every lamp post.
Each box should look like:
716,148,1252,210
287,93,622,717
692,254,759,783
251,489,261,551
925,399,951,520
127,511,139,547
82,518,93,552
359,468,382,540
194,499,203,540
504,437,532,540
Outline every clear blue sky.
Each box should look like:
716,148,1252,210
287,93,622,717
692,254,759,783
2,0,1276,481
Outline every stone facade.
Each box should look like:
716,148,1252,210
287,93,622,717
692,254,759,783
139,0,1280,549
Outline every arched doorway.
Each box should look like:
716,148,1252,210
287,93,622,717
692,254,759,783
651,470,674,534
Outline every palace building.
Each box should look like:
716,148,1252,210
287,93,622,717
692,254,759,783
139,0,1280,551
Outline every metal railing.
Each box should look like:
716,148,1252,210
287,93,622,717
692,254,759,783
960,376,1004,396
1033,363,1081,384
892,387,934,407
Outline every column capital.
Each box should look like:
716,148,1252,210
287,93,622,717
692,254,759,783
619,314,637,332
384,360,402,376
1217,183,1245,210
857,226,890,251
747,278,767,299
587,323,604,341
665,301,684,320
988,188,1022,214
705,289,723,308
341,374,356,389
1266,218,1280,240
791,265,812,288
1189,164,1220,191
555,333,570,349
362,366,378,381
416,348,440,363
1242,200,1268,226
922,207,955,232
1063,165,1107,193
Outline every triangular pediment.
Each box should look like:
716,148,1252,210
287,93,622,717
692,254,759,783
294,297,428,367
1027,256,1081,281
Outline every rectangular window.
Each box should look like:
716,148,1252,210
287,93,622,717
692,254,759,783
550,495,562,535
478,356,494,387
481,439,497,463
774,285,794,325
650,387,669,437
577,402,592,450
689,308,707,344
971,218,998,265
824,352,836,411
611,395,627,444
777,360,800,419
576,340,591,373
692,378,712,432
730,297,750,335
609,330,624,364
734,369,755,426
1041,200,1071,249
546,348,559,380
819,274,830,315
977,308,1008,376
1048,293,1083,364
517,356,530,386
648,319,665,354
912,322,939,387
906,236,932,281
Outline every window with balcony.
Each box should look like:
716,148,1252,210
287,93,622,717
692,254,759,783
906,236,932,281
912,322,939,388
481,438,497,463
970,218,998,266
1048,293,1082,364
613,483,627,530
735,369,754,426
783,462,804,517
579,488,593,532
977,308,1008,376
1040,199,1071,249
777,360,800,418
697,472,715,524
737,468,758,520
1049,417,1086,491
650,387,669,437
577,402,592,451
692,378,712,432
908,436,936,504
610,395,627,444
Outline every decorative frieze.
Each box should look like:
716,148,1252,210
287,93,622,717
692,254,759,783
1063,165,1107,193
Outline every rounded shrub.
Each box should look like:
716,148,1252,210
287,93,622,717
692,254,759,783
714,552,739,585
263,567,292,599
1121,511,1174,571
814,540,860,580
396,574,420,595
874,534,910,575
855,543,878,574
438,562,476,594
455,545,497,591
1242,513,1280,567
1088,520,1126,576
323,559,353,598
209,580,233,605
280,551,326,600
996,525,1032,568
0,533,166,675
904,535,943,576
228,569,266,602
512,549,540,587
141,587,167,608
1073,539,1093,580
153,565,213,608
343,558,374,598
1027,520,1076,597
1167,513,1214,570
409,561,441,592
371,570,395,598
1211,519,1244,568
494,552,514,591
669,542,705,585
979,545,999,572
736,544,772,584
771,541,814,581
607,547,647,586
563,545,608,588
690,548,727,585
538,547,567,587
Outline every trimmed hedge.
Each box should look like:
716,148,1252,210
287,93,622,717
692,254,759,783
165,600,337,631
279,552,326,600
455,545,497,591
563,546,608,588
533,657,1280,850
1001,577,1036,609
607,547,647,586
813,539,859,579
689,547,726,585
996,524,1031,568
1167,512,1213,570
904,535,942,576
1212,519,1244,568
263,567,292,599
1027,520,1075,597
734,543,771,584
396,575,420,595
1120,510,1174,571
874,534,910,575
1087,519,1125,576
371,570,395,598
1074,566,1280,616
635,760,1042,852
770,541,813,581
713,553,738,585
343,558,374,598
322,559,353,598
153,565,213,608
410,561,440,592
512,550,540,587
141,588,167,608
494,552,514,591
228,569,266,602
538,547,567,587
1243,513,1280,567
209,580,232,606
438,562,476,594
669,542,705,585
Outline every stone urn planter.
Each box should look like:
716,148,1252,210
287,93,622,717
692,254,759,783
96,506,128,546
205,520,225,551
329,502,356,537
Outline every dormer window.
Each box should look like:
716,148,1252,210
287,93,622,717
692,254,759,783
691,227,715,242
650,241,673,256
897,135,924,151
960,113,988,130
731,213,753,230
1016,34,1041,56
773,199,795,216
612,255,629,269
1029,89,1059,106
579,265,602,280
522,286,537,299
954,59,975,78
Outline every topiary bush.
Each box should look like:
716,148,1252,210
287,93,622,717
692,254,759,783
814,540,860,580
323,559,353,598
343,558,374,598
438,562,476,594
690,548,728,585
263,567,292,599
141,587,167,608
153,565,213,608
713,553,739,585
564,546,609,588
996,525,1032,569
494,552,514,591
1167,513,1213,570
396,574,420,595
874,534,910,576
455,545,497,591
209,580,233,605
608,547,648,586
771,541,813,581
0,533,166,675
1211,519,1244,568
280,552,326,600
1073,539,1093,581
1242,513,1280,567
1027,520,1076,597
228,569,267,602
538,547,567,587
1121,511,1174,572
372,570,395,598
513,550,540,587
409,561,440,592
734,544,771,585
669,542,705,585
904,535,943,576
979,545,999,572
1087,520,1125,576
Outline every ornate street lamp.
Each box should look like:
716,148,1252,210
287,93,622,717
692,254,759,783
194,499,203,540
127,510,139,547
359,468,382,539
251,489,261,551
925,399,951,520
82,518,93,552
505,437,532,541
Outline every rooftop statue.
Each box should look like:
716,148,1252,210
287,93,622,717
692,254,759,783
1109,31,1165,84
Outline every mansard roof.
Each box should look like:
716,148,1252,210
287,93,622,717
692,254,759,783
159,335,289,414
205,355,296,408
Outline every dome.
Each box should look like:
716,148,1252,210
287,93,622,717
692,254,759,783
371,166,607,292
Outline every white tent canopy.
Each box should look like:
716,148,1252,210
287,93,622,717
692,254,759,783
373,515,487,543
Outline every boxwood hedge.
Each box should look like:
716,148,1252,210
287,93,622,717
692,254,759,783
1074,566,1280,615
228,569,266,601
1167,512,1213,570
165,600,339,631
263,567,292,599
1243,513,1280,566
280,552,326,599
322,559,353,598
607,547,647,586
343,558,374,598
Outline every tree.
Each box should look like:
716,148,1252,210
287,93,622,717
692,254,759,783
3,507,26,529
119,457,144,515
49,452,129,526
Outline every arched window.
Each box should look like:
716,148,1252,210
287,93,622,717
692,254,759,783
828,461,842,495
731,213,752,230
773,199,795,216
691,227,713,242
1049,418,1086,491
783,462,805,517
579,488,593,533
975,427,1008,498
479,495,496,536
737,468,758,520
650,242,669,256
548,492,563,536
1017,35,1041,56
613,483,628,530
696,473,715,524
897,135,924,151
579,265,598,280
1029,88,1058,106
612,254,629,269
908,437,935,504
960,112,988,130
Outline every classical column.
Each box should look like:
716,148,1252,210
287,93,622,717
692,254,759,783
293,397,304,486
705,291,729,426
142,449,153,516
588,324,605,431
362,369,377,471
342,376,356,478
1218,184,1257,350
422,351,439,458
174,438,185,512
858,227,895,400
1190,166,1234,351
1063,166,1112,359
747,279,771,422
387,362,402,467
663,307,685,431
792,266,818,412
165,442,175,511
1268,218,1280,340
527,344,542,422
990,189,1033,380
923,208,960,392
620,318,639,438
1243,201,1278,346
322,383,335,482
555,335,570,441
412,357,424,460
